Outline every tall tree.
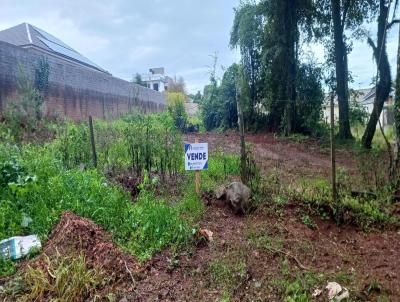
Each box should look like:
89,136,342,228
219,64,239,129
259,0,313,133
315,0,377,139
362,0,398,148
230,1,263,128
392,6,400,183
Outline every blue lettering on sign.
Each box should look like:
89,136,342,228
187,152,207,160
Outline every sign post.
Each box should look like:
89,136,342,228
185,139,208,195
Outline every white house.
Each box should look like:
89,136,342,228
322,87,394,129
141,67,173,92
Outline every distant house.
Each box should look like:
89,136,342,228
0,23,108,74
141,67,173,92
322,87,394,129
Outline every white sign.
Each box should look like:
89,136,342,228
185,143,208,171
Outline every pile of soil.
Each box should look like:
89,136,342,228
116,174,141,199
29,212,143,283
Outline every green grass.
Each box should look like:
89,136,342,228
208,256,247,296
0,114,211,274
10,253,105,302
294,177,397,229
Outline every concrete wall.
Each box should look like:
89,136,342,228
0,41,166,121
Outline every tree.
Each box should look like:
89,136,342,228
201,55,222,130
189,91,202,104
258,0,314,133
168,76,186,93
392,7,400,183
296,59,325,134
315,0,377,139
5,65,44,139
133,73,146,87
231,1,263,128
219,64,239,129
362,0,398,148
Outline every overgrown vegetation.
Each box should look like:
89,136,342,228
7,253,105,302
0,113,206,264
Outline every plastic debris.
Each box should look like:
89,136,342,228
312,288,323,297
326,282,350,301
0,235,41,260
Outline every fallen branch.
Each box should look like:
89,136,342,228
124,261,137,285
267,247,311,271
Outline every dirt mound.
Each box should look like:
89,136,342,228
33,211,143,282
116,174,141,199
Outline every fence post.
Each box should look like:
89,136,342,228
330,92,337,203
195,138,201,195
88,115,97,168
236,77,246,184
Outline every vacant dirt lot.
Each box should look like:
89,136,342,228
126,132,399,301
185,132,357,180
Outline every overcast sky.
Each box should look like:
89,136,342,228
0,0,399,94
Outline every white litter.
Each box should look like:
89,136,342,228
326,282,350,301
312,288,322,297
0,235,41,260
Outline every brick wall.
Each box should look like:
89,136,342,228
0,41,166,121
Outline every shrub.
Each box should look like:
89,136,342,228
167,92,188,131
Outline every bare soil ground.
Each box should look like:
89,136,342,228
124,133,399,301
185,132,357,181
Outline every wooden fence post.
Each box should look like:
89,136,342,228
330,92,337,203
195,138,201,195
88,115,97,168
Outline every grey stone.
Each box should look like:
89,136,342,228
216,181,251,214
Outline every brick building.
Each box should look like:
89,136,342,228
0,23,166,121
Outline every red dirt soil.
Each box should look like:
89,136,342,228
119,202,398,301
185,132,357,180
26,212,143,283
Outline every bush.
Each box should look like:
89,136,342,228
167,92,188,131
4,65,44,140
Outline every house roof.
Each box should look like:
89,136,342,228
0,23,108,73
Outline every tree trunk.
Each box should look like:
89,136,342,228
362,0,392,149
391,20,400,184
236,76,247,184
331,0,353,139
285,0,297,134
